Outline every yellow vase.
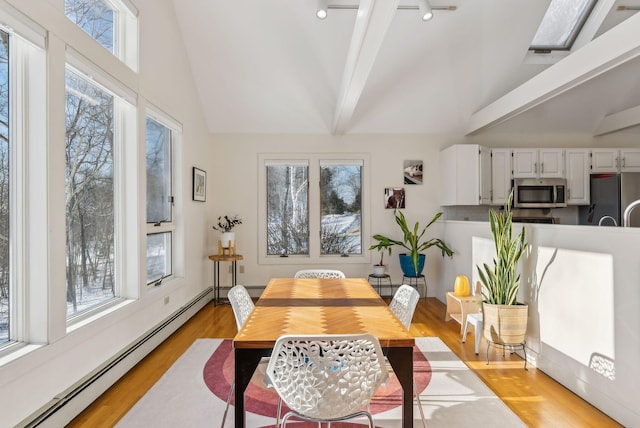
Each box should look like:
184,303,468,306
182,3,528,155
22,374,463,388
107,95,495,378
454,275,470,297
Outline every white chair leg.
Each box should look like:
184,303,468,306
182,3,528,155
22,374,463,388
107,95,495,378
462,317,470,343
414,379,427,428
474,320,482,355
221,381,234,428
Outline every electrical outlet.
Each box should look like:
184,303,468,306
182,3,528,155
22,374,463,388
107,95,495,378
164,296,170,305
239,265,245,274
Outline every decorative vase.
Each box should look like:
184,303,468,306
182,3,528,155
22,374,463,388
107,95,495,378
398,253,425,277
454,275,470,297
482,302,528,345
372,265,385,276
220,232,235,249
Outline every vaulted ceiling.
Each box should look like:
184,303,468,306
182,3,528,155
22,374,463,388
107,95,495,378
173,0,640,136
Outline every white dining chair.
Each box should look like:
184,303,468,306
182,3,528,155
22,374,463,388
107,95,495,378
221,285,255,427
389,284,427,427
265,333,389,427
293,269,346,279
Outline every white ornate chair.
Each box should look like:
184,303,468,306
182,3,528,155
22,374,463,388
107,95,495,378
265,334,389,427
389,284,427,427
222,285,254,427
293,269,346,279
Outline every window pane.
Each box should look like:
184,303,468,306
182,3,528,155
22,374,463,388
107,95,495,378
531,0,595,50
266,164,309,256
320,164,362,255
65,0,115,54
0,30,9,344
147,232,171,284
146,117,172,223
65,70,115,317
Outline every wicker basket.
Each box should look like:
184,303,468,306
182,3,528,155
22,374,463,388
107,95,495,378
482,302,528,345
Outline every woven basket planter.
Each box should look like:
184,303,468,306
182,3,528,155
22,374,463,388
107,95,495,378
482,302,528,345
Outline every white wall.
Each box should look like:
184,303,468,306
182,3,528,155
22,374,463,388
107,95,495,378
0,1,212,426
208,134,462,291
440,220,640,427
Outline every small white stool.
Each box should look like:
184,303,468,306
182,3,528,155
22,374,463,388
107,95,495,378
462,312,483,354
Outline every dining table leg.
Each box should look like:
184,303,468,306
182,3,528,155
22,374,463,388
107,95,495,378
386,346,414,428
234,347,267,428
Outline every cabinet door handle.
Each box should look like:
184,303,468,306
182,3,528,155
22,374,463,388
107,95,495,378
541,162,544,173
622,157,626,168
534,162,537,174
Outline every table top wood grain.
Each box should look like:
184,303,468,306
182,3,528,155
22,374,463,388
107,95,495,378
234,277,414,348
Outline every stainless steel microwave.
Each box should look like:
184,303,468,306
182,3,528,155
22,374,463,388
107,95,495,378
513,178,567,208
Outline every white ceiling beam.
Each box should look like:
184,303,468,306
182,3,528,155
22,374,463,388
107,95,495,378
466,11,640,135
332,0,400,134
594,104,640,136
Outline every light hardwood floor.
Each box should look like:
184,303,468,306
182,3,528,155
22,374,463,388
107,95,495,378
68,297,621,427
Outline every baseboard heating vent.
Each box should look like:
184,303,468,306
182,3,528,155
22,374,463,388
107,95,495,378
18,287,213,428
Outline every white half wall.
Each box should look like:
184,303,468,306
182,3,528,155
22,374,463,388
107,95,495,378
440,220,640,427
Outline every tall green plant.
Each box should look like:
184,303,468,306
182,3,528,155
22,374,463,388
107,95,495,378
477,192,527,305
371,210,454,275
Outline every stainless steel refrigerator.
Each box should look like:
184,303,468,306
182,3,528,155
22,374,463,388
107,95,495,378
578,172,640,227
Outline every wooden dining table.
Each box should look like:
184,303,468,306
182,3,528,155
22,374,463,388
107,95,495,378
233,277,415,427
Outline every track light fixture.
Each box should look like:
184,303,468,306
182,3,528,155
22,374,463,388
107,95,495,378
315,2,456,20
418,0,434,21
317,0,328,19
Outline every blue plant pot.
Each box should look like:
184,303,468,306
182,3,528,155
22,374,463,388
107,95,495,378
399,253,425,277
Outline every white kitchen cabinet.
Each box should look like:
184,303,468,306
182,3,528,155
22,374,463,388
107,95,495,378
513,148,564,178
439,144,491,206
591,148,640,172
491,148,512,206
565,149,590,205
620,149,640,172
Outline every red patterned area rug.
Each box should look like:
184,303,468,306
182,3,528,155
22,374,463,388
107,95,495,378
117,338,525,427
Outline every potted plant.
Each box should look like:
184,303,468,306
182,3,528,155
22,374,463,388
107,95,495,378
372,210,454,277
476,191,529,353
212,215,242,248
369,237,393,276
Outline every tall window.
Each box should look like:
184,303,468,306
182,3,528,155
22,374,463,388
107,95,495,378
65,68,115,317
266,161,309,256
320,161,362,255
65,0,115,53
0,30,9,344
261,155,367,263
146,115,174,285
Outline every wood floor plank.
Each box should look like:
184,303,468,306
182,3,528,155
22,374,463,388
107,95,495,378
67,298,622,428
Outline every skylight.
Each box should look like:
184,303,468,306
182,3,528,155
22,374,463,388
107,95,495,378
530,0,597,51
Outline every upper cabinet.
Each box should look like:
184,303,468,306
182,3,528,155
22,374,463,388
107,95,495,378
491,148,512,206
565,149,590,205
591,149,640,173
439,145,491,206
512,148,564,178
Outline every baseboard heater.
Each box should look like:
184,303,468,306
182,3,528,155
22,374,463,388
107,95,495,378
19,287,213,428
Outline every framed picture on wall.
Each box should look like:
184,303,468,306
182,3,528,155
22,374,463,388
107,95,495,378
192,167,206,202
385,187,405,209
403,160,423,184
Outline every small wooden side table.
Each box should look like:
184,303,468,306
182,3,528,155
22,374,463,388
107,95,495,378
208,254,243,304
445,291,480,334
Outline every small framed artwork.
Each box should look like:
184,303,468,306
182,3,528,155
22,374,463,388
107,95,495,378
403,160,423,184
385,187,405,209
192,167,206,202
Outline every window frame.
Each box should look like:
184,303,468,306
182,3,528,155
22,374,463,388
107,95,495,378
258,153,370,266
144,107,179,287
529,0,598,52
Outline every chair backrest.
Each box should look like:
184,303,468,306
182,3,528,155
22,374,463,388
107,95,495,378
227,285,255,331
265,334,388,421
389,284,420,330
293,269,346,279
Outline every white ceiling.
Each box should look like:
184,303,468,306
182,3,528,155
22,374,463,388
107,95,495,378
172,0,640,136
